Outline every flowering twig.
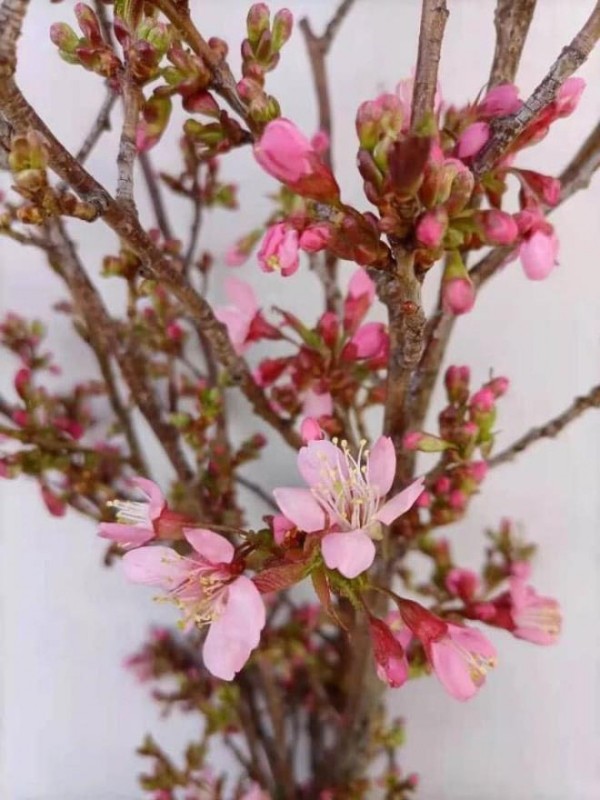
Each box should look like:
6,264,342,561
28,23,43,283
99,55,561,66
411,0,449,132
488,383,600,467
0,79,302,451
474,1,600,176
488,0,538,88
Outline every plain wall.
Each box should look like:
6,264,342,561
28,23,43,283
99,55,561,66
1,1,599,798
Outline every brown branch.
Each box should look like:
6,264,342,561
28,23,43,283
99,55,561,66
0,424,130,463
474,1,600,176
0,78,302,452
489,383,600,467
488,0,538,88
235,474,277,512
75,88,117,165
0,0,30,75
150,0,250,126
411,0,449,132
116,75,139,211
558,117,600,202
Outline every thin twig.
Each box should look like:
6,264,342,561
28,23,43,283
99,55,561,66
411,0,449,132
558,117,600,203
138,150,176,242
235,474,277,512
474,1,600,176
489,384,600,467
116,75,139,212
488,0,538,88
75,88,118,165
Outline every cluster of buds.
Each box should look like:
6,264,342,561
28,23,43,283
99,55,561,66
8,132,97,223
50,3,122,83
114,8,172,84
238,4,293,123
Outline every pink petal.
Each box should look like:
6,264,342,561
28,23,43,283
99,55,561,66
348,267,375,301
367,436,396,496
519,231,559,280
122,545,188,587
183,528,235,565
98,522,154,548
430,638,480,701
202,576,265,680
297,439,348,488
302,389,333,418
130,477,164,520
224,277,258,317
273,487,325,533
321,530,376,579
375,476,425,525
214,307,252,354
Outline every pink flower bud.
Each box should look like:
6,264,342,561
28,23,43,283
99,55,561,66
415,489,432,508
456,122,490,159
468,460,488,483
434,476,451,495
41,485,66,517
299,224,330,253
271,8,293,51
519,230,559,280
517,169,561,207
300,417,324,443
403,431,423,450
12,409,29,427
480,209,518,245
479,83,521,117
349,322,387,359
446,568,480,600
14,367,31,398
442,278,475,315
470,387,495,412
257,223,300,276
166,321,183,342
310,130,329,156
416,209,447,248
487,376,509,397
449,489,467,511
555,77,585,117
445,365,470,402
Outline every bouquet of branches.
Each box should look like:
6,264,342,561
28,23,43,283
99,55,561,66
1,0,599,797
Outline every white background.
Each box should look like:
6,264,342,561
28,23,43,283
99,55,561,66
1,1,599,798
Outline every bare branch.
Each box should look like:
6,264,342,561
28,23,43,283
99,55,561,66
138,150,176,242
489,384,600,467
235,474,277,512
0,0,30,75
474,1,600,176
488,0,538,88
411,0,449,132
322,0,356,52
558,117,600,202
116,76,139,211
74,88,118,165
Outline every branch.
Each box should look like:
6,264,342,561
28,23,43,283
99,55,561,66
489,383,600,467
474,1,600,176
0,78,302,451
138,149,176,242
411,0,449,132
75,87,117,165
558,117,600,202
0,0,30,75
488,0,538,88
116,75,139,211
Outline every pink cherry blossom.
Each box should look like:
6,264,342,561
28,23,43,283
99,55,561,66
416,210,447,248
519,230,559,280
215,278,258,354
257,223,300,276
225,243,249,267
509,578,561,645
123,528,266,680
349,322,388,359
456,121,490,159
299,224,331,253
555,77,585,117
300,417,324,443
99,477,164,548
273,437,424,579
429,623,497,701
480,209,518,245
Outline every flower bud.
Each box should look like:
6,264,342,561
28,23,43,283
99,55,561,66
50,22,80,58
555,77,585,117
479,83,521,117
300,417,323,443
272,9,293,51
445,365,470,403
246,4,271,45
442,251,475,315
456,121,490,159
403,431,453,453
416,209,448,249
479,209,518,245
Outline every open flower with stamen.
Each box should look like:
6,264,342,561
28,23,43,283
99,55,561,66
509,578,561,645
122,528,266,680
399,599,497,701
273,436,424,579
99,477,164,549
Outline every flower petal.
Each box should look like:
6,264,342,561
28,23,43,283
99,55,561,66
430,639,479,701
297,440,347,488
367,436,396,496
375,476,425,525
321,530,376,579
224,277,258,317
202,576,266,680
98,522,154,548
131,477,164,520
273,488,325,533
183,528,235,565
122,545,188,587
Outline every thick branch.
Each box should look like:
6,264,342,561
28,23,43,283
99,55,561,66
116,76,139,212
411,0,449,132
488,0,538,88
474,1,600,175
0,0,30,75
0,78,301,451
489,383,600,467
